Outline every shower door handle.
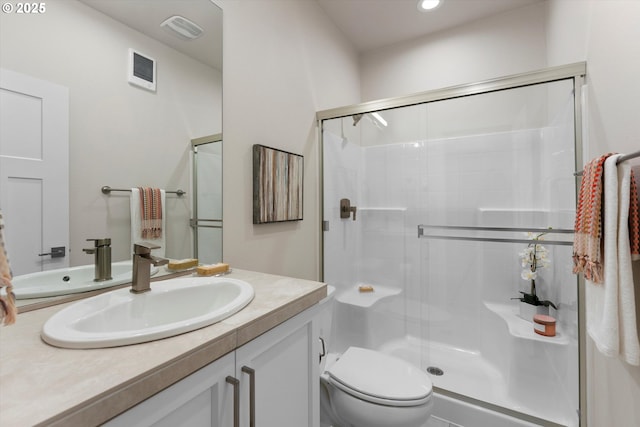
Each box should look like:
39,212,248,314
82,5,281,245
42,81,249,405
340,198,357,221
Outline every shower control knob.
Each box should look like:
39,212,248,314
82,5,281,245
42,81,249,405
340,198,357,221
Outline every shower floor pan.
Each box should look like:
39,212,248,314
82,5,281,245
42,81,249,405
379,337,575,427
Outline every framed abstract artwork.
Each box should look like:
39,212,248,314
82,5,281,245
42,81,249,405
252,144,304,224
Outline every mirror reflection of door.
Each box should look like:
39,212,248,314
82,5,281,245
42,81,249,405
191,134,222,264
0,69,69,275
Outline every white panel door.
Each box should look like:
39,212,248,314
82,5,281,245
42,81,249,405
0,69,69,275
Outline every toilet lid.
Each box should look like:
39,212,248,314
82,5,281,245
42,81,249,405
327,347,433,406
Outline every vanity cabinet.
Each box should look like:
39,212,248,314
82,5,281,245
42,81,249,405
235,304,320,427
103,352,236,427
105,304,320,427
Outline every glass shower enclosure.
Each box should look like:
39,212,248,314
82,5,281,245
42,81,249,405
191,134,223,264
320,63,586,427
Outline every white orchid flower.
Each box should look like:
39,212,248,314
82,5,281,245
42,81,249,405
519,237,550,282
521,269,537,280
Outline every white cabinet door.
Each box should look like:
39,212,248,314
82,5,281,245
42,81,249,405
105,304,321,427
104,352,236,427
235,307,320,427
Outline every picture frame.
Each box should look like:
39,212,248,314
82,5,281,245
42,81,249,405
252,144,304,224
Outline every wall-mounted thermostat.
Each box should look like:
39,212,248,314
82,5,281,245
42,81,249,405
128,48,156,92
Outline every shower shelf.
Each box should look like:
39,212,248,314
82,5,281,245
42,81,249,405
335,284,401,308
484,302,570,345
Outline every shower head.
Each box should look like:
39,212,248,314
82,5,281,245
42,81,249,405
351,112,387,128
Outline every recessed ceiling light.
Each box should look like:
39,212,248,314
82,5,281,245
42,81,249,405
417,0,442,12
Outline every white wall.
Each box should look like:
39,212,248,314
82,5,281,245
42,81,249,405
545,1,640,426
0,0,222,264
360,2,548,101
216,0,360,280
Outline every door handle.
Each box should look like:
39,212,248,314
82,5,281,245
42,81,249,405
38,246,66,258
241,366,256,427
340,198,357,221
226,376,240,427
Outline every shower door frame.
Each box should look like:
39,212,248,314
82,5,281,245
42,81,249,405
316,61,587,427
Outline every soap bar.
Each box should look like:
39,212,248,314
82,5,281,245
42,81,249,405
196,263,230,276
358,284,374,293
167,258,198,271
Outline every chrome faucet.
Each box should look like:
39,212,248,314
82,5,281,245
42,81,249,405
82,238,112,282
131,243,169,294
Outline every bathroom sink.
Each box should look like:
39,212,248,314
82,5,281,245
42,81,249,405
13,261,159,299
41,276,254,349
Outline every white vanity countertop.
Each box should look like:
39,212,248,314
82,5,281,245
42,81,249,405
0,269,327,427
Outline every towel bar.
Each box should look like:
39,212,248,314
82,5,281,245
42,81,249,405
101,186,186,196
574,149,640,176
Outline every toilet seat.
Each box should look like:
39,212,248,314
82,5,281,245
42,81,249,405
326,347,433,407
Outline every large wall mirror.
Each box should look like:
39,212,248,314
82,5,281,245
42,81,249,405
0,0,222,310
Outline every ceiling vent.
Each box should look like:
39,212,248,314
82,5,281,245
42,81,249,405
160,15,204,40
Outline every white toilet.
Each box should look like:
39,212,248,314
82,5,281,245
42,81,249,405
319,286,434,427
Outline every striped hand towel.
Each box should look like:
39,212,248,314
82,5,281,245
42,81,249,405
139,187,163,239
572,153,612,283
573,153,640,284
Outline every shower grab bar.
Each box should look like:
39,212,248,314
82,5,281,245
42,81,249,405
101,186,186,196
574,149,640,176
417,225,574,246
418,234,574,246
418,225,574,234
